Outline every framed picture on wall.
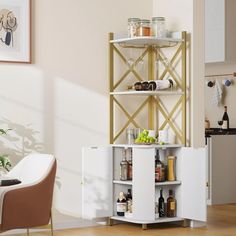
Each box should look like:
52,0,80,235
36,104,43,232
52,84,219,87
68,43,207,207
0,0,31,63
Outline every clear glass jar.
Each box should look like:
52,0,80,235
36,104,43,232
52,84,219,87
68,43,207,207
128,18,140,38
126,128,135,144
152,17,166,38
137,19,151,36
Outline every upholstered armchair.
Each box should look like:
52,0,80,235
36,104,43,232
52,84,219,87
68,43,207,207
0,154,56,235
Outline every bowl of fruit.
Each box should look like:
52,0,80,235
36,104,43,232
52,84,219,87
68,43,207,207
135,129,156,144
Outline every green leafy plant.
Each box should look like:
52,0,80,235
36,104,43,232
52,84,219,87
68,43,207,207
0,129,12,172
0,155,11,172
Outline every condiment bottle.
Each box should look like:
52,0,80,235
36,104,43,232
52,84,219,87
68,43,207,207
167,156,176,181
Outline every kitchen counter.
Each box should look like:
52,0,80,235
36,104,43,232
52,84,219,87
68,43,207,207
205,128,236,137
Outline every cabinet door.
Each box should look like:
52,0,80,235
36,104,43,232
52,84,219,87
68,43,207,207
82,146,112,219
179,147,207,222
132,147,155,221
205,0,225,63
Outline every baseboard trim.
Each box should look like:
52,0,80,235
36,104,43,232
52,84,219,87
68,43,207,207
0,219,99,235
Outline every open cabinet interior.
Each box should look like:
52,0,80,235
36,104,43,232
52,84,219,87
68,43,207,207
82,145,206,229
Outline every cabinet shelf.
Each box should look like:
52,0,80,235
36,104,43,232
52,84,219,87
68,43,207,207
111,144,183,149
110,215,183,224
155,181,181,186
110,90,183,96
113,180,133,185
110,36,183,47
112,180,181,186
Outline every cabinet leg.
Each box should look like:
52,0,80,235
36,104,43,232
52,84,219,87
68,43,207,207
108,218,113,226
182,219,190,227
142,224,148,230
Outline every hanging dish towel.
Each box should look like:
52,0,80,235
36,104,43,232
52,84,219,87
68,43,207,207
212,80,222,106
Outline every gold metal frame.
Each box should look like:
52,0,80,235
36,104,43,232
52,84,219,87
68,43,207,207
109,32,187,145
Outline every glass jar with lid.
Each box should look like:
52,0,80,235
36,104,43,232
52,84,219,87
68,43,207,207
137,19,151,37
128,18,140,38
152,17,166,38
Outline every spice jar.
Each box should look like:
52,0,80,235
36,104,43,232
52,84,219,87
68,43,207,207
152,17,166,38
128,18,140,37
137,19,151,36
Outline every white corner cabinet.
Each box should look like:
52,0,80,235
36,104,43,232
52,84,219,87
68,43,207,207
81,34,206,229
82,145,207,229
205,0,236,63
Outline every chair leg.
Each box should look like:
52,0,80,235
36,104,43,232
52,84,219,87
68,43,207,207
50,210,54,236
26,228,29,236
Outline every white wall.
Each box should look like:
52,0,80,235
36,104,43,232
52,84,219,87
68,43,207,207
205,63,236,128
153,0,205,148
0,0,152,222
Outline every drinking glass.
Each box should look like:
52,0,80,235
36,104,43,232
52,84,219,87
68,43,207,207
218,120,223,132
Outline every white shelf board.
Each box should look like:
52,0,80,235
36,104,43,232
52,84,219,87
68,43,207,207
110,215,183,224
110,90,183,96
113,180,133,185
155,181,181,186
110,36,183,47
110,144,183,149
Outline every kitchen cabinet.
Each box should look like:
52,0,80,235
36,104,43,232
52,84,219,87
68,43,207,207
82,145,206,228
205,0,236,63
206,135,236,205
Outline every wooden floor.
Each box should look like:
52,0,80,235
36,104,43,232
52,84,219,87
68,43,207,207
9,204,236,236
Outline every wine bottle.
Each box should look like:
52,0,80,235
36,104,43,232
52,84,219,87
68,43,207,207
222,106,229,130
155,150,165,182
116,192,127,216
120,149,129,181
167,189,176,217
158,188,165,217
126,189,132,200
126,189,133,213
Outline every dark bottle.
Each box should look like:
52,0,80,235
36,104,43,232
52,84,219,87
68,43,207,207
126,188,132,200
116,192,127,216
155,150,165,182
222,106,229,130
126,189,132,213
148,81,157,91
134,82,142,91
141,81,149,90
127,149,133,180
158,188,165,217
167,189,176,217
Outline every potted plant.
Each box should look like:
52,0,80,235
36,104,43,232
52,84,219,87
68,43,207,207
0,129,11,173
